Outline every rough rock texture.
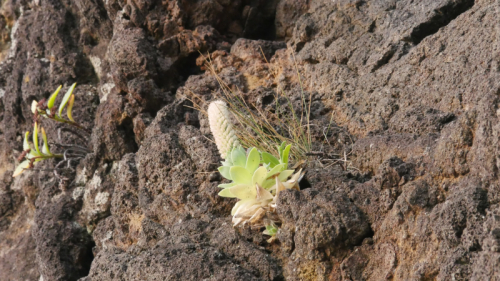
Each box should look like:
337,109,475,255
1,0,500,280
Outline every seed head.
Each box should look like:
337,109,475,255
208,100,240,159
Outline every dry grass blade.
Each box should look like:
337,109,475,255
187,50,314,164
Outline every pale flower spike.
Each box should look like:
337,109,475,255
207,100,240,159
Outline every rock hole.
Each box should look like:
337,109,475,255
80,239,96,277
118,115,139,153
294,42,306,52
305,58,320,64
261,94,274,106
13,99,26,129
241,1,278,40
371,47,396,72
410,0,475,45
175,52,203,82
299,176,311,190
367,21,376,33
356,225,374,247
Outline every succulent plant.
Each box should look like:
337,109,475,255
30,83,89,133
14,83,90,178
207,100,304,241
217,143,304,240
13,122,63,177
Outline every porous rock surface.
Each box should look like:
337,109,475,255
0,0,499,280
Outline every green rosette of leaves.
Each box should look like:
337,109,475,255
217,143,303,231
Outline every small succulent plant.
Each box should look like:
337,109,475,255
217,145,303,232
208,100,304,241
30,83,89,133
14,83,90,178
13,122,63,177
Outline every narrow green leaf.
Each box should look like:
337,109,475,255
262,179,275,189
278,142,286,155
262,152,279,168
281,144,292,167
41,128,51,155
252,166,268,186
58,83,76,117
218,182,236,188
33,123,41,154
23,131,30,151
47,85,62,109
245,148,260,172
267,163,285,178
231,147,246,167
218,166,231,180
218,188,236,198
67,94,75,121
13,160,30,177
230,166,252,184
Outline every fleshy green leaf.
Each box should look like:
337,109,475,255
252,166,268,186
47,85,62,109
281,144,291,167
262,178,275,189
58,83,76,117
229,184,257,200
262,152,279,168
267,163,285,178
278,142,286,155
218,188,236,198
218,182,237,188
23,131,30,151
218,166,231,180
33,123,41,154
67,94,75,121
231,147,246,167
277,170,295,182
230,166,252,184
13,160,30,177
245,148,260,172
41,128,51,156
